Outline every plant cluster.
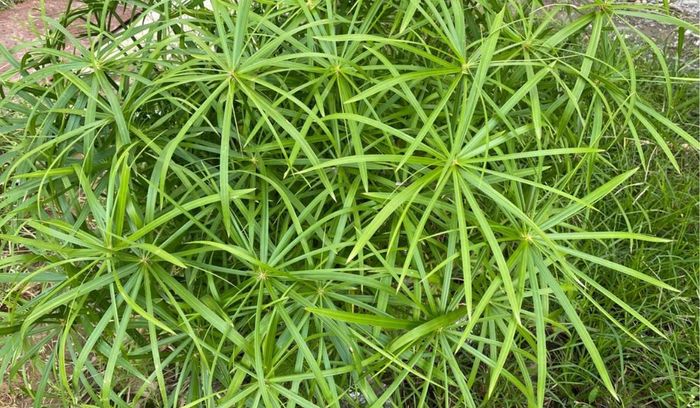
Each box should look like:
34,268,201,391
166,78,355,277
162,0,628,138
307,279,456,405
0,0,697,406
0,0,22,11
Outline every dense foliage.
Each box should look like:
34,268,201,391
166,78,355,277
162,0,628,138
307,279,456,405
0,1,698,406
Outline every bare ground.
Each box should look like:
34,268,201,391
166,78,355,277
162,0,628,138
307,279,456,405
0,0,74,72
0,0,136,72
0,0,72,50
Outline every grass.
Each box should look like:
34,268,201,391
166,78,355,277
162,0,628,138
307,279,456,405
543,68,700,406
0,0,22,10
0,0,698,407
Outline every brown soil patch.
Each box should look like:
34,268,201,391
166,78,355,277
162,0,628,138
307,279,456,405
0,383,32,408
0,0,74,50
0,0,74,72
0,0,137,72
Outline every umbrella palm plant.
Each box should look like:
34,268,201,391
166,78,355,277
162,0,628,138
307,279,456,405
0,0,697,406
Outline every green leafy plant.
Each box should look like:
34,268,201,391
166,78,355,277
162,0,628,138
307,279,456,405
0,0,697,406
0,0,22,10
